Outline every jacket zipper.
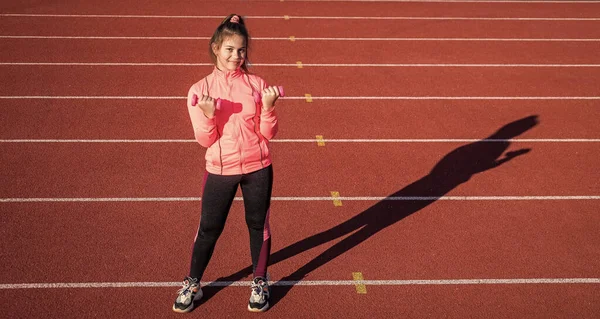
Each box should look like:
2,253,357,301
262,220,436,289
247,74,265,168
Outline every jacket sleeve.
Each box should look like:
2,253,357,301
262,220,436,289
187,82,218,148
258,78,279,140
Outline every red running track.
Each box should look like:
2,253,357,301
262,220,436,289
3,39,600,64
2,66,600,96
1,1,600,318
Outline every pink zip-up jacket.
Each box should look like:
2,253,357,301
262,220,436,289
187,67,278,175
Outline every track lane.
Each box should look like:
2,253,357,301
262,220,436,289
280,141,600,197
2,283,598,319
1,100,600,140
2,0,600,17
2,66,600,97
3,39,600,64
1,200,598,284
3,16,600,38
1,142,599,198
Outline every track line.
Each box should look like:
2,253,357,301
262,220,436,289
276,139,600,143
1,139,599,143
2,36,600,42
3,62,600,67
2,96,600,100
2,196,599,203
1,278,599,290
289,96,600,100
282,0,600,3
2,14,600,21
281,16,600,21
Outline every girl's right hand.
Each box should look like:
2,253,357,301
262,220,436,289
193,94,216,118
261,86,282,111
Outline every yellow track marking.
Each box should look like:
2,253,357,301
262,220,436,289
352,272,367,294
331,191,342,206
316,135,325,146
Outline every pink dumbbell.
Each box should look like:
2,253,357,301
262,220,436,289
191,94,219,107
191,94,222,108
251,86,285,104
191,86,284,108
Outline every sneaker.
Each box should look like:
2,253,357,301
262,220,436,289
248,277,270,312
172,277,202,313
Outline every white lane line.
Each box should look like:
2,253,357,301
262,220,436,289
0,62,216,66
3,63,600,67
273,37,600,42
0,96,184,100
0,139,196,143
273,139,600,143
285,16,600,21
1,36,600,42
0,36,211,40
300,96,600,100
2,96,600,100
2,14,600,21
1,139,599,143
2,196,599,203
1,278,599,289
282,0,600,3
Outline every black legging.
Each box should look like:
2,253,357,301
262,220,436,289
189,165,273,280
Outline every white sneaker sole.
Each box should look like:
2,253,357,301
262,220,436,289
172,289,203,313
247,302,269,312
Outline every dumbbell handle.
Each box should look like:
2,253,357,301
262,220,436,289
276,86,285,97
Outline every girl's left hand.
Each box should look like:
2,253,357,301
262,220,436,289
261,86,281,111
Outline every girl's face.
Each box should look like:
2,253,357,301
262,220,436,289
213,34,246,72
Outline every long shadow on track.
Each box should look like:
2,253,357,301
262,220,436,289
195,115,539,310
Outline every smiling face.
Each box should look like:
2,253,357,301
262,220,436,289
212,34,247,72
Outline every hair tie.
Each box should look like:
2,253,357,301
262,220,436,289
230,15,240,23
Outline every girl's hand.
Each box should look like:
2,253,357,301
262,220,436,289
193,94,217,118
261,86,281,111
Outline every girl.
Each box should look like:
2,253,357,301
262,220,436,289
173,14,281,313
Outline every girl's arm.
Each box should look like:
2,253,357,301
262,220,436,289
187,84,219,148
260,105,278,140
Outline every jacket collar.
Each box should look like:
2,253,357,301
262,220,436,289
212,66,244,80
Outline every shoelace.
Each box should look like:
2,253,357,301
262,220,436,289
250,280,265,296
177,278,197,296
